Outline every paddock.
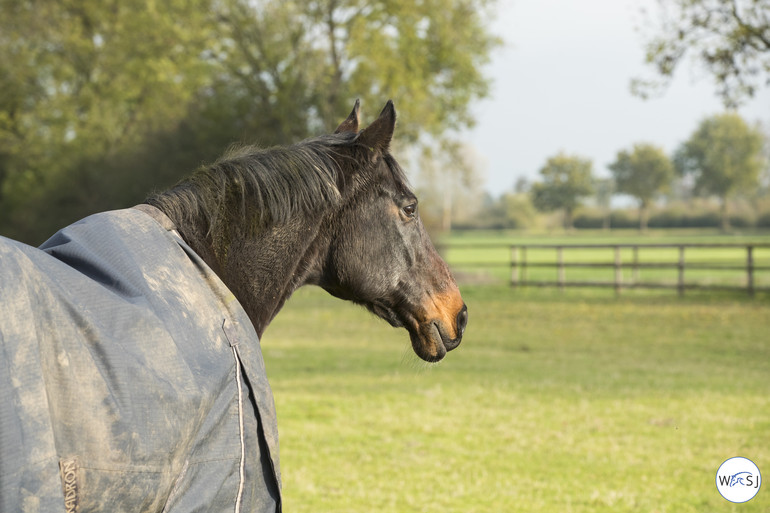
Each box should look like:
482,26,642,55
265,284,769,512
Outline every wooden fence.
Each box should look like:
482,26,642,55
441,243,770,296
508,243,770,296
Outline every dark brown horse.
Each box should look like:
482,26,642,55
0,100,466,512
147,100,467,362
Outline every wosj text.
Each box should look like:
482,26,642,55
718,472,760,489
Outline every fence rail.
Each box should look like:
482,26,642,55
445,243,770,296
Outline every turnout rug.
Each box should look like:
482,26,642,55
0,206,281,513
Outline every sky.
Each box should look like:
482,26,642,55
468,0,770,196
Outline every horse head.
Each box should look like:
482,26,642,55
148,100,467,362
316,101,467,362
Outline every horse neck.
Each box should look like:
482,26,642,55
177,212,328,338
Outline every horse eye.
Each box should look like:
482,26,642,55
402,203,417,218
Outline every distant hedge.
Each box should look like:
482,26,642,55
573,209,767,229
573,212,636,229
758,212,770,228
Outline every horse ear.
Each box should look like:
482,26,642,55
356,100,396,153
335,99,361,134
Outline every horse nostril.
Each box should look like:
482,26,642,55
456,304,468,337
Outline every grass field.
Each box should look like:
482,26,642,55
262,235,770,512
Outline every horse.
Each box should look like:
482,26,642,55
0,100,467,512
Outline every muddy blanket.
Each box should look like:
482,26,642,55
0,207,281,513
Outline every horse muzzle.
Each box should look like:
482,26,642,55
409,303,468,362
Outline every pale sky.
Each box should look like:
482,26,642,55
469,0,770,196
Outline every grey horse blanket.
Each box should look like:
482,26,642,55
0,207,281,512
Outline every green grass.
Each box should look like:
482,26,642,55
262,285,770,512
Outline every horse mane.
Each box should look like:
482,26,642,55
146,133,342,236
145,131,410,237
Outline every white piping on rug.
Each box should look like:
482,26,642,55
223,319,246,513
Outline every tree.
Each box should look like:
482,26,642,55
0,0,501,243
0,0,217,241
212,0,500,143
416,140,484,232
632,0,770,108
593,177,614,230
502,192,537,229
609,143,674,231
531,153,594,229
675,112,765,230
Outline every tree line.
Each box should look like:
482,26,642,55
0,0,499,244
453,112,768,232
423,0,770,235
2,0,768,241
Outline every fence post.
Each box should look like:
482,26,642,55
510,245,519,287
677,246,685,297
632,246,639,284
521,246,528,286
557,246,565,292
747,245,754,297
614,246,621,296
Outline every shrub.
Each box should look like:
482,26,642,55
609,211,637,229
757,212,770,228
573,214,603,229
